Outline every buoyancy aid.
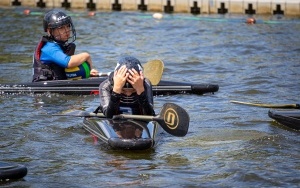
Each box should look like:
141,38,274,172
32,36,76,82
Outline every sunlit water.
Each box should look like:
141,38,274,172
0,7,299,187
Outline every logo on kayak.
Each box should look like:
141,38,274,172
164,108,179,129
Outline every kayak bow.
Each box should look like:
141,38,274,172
83,119,163,150
268,109,300,130
0,161,27,180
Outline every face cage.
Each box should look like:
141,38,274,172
50,22,76,46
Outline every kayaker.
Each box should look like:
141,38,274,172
95,56,155,119
32,10,98,82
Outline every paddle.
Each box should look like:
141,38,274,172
54,102,189,137
142,59,164,85
230,100,300,109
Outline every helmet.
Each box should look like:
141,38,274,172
43,10,76,45
114,56,143,88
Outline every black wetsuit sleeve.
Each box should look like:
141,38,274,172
99,79,121,118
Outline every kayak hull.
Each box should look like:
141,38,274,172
0,162,27,180
268,109,300,130
0,78,219,95
82,118,163,150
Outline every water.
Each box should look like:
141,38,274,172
1,7,300,187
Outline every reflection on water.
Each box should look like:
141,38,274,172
0,7,300,187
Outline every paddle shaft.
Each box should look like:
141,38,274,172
54,102,189,137
230,100,300,109
93,60,164,85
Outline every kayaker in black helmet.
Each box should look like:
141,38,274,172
32,10,98,82
96,56,155,118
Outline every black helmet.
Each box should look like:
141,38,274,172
43,10,76,45
114,56,143,88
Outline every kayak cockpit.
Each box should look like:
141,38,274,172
82,118,163,150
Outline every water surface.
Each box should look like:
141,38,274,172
0,8,299,187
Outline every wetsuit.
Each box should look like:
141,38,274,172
32,36,75,82
97,74,155,118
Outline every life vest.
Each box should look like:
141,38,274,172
32,36,76,82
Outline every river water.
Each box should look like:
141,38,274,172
0,7,299,187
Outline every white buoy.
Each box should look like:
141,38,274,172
152,13,163,20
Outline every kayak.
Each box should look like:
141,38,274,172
57,102,188,150
0,161,27,180
56,102,189,150
0,77,219,96
268,109,300,130
82,118,163,150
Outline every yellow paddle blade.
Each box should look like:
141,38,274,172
143,59,164,85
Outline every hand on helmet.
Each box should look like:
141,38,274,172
113,65,129,94
127,68,144,95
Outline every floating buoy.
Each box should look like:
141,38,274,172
88,11,96,16
23,9,31,15
152,13,163,20
246,18,256,24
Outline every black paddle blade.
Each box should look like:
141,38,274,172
157,103,190,137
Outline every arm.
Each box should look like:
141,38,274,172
99,79,121,118
42,43,98,76
127,68,154,115
138,79,155,116
64,43,97,74
42,43,93,69
68,52,92,68
68,52,99,76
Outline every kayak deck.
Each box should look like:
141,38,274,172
82,118,163,150
0,78,219,95
268,109,300,130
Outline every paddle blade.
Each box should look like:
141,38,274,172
143,59,164,85
157,103,190,137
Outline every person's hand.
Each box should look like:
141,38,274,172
113,65,128,94
127,68,144,95
90,69,99,76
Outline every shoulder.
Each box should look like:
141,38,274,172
43,42,60,49
144,78,152,88
100,78,112,89
41,42,62,54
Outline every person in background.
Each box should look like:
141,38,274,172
95,56,155,118
32,10,98,82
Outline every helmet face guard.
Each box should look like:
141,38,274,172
43,10,76,46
